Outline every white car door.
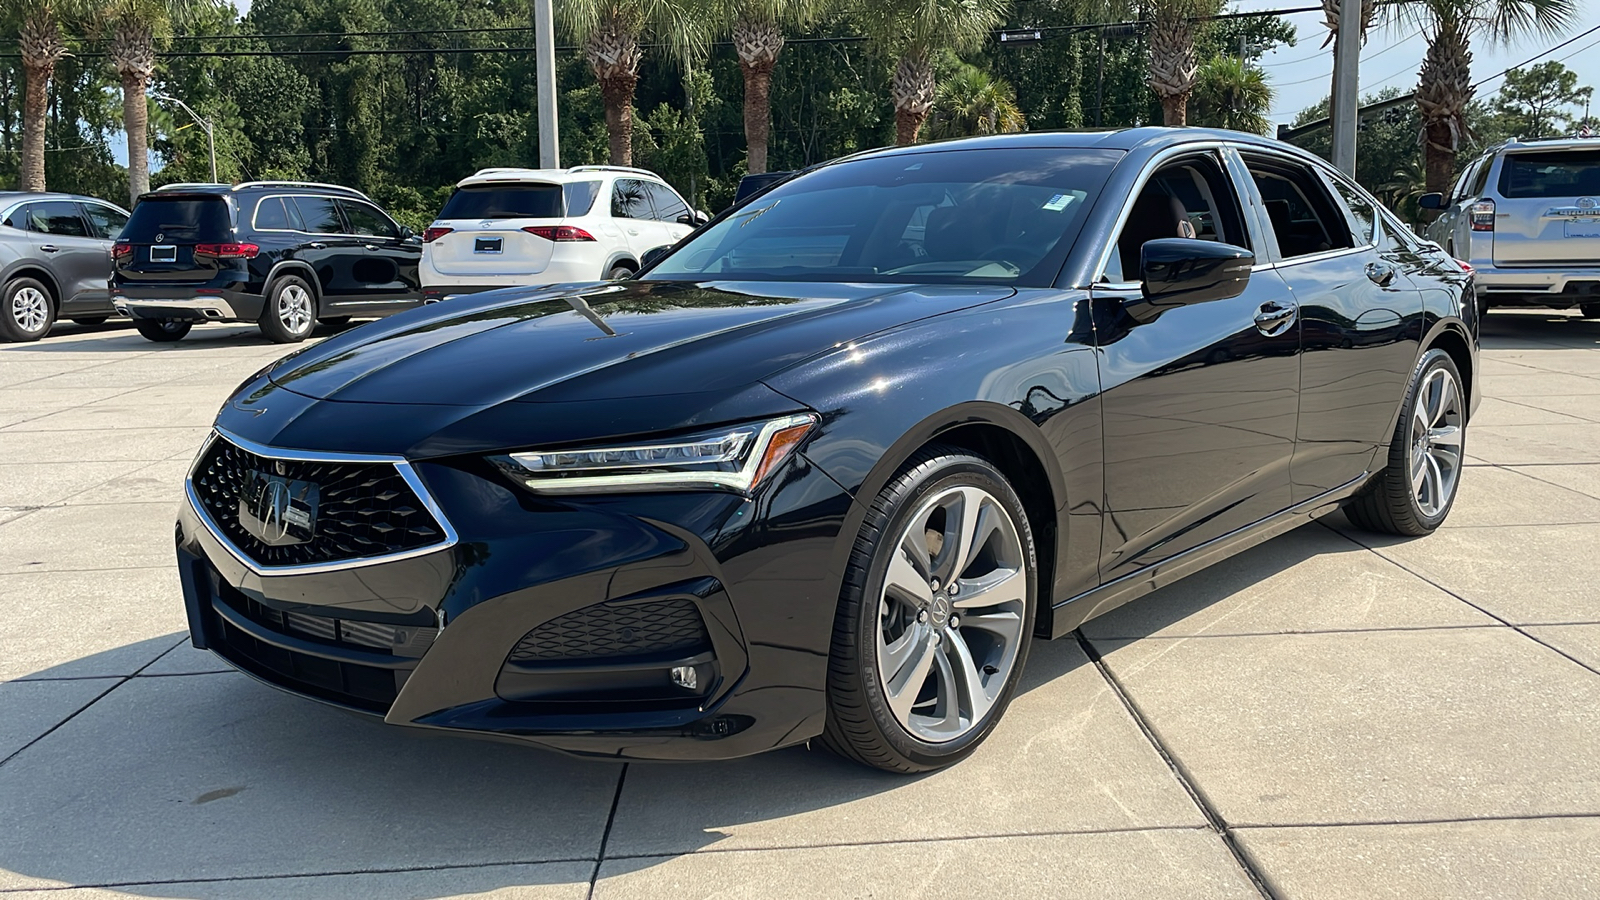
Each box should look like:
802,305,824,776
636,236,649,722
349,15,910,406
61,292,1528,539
645,181,696,246
608,179,659,258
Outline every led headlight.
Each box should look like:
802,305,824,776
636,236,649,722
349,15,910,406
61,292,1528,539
501,414,817,495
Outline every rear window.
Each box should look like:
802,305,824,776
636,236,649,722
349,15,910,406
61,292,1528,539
123,196,232,242
1498,150,1600,198
438,181,600,220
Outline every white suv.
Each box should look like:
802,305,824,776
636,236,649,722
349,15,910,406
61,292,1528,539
420,166,705,299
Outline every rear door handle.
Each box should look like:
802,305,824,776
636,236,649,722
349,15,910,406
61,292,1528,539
1254,301,1297,337
39,244,58,253
364,244,379,251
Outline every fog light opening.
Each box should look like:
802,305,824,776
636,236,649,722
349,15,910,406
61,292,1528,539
670,665,698,691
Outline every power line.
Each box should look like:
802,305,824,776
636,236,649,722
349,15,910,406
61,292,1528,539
1470,22,1600,89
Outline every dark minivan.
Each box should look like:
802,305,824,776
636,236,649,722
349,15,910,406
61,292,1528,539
112,182,423,343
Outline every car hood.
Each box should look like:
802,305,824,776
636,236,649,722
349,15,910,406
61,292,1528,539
268,280,1014,405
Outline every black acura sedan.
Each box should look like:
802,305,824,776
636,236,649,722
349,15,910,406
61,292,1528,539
176,129,1477,772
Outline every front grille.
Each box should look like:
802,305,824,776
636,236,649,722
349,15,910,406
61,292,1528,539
508,598,711,664
225,589,438,658
191,434,446,568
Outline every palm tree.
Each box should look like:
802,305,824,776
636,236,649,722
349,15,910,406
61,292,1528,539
9,0,77,191
557,0,707,166
1192,57,1273,134
1320,0,1377,47
716,0,829,174
927,64,1025,138
1406,0,1575,195
854,0,1011,145
1146,0,1217,126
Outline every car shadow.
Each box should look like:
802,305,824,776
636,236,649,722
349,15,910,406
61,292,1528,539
1479,309,1600,350
0,519,1345,897
6,319,364,354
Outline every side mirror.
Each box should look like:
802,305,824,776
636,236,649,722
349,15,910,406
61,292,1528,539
641,245,672,269
398,225,417,241
1418,193,1445,210
677,210,711,227
1123,238,1253,324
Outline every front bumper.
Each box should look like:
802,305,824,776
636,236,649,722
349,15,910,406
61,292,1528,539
175,438,853,761
1470,264,1600,305
114,288,264,323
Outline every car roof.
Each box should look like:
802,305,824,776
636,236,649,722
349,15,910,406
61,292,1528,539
454,166,665,188
140,182,373,202
0,191,120,205
1493,136,1600,154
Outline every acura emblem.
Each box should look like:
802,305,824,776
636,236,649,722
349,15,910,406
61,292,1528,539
257,480,293,542
238,472,318,546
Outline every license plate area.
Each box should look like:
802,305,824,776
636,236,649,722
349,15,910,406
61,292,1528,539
473,237,504,254
150,245,177,262
1564,220,1600,238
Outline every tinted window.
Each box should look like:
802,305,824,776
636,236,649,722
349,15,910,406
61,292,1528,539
253,196,299,230
28,201,90,237
1467,159,1493,198
1108,154,1247,282
340,200,397,238
645,147,1120,285
293,196,343,234
120,196,232,242
1243,157,1353,259
611,179,653,219
563,181,602,216
1498,150,1600,198
1327,177,1376,244
647,182,690,222
81,203,129,240
439,184,564,219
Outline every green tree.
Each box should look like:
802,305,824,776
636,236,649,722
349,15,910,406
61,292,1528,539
927,63,1024,138
1147,0,1219,126
715,0,829,174
1490,60,1591,139
854,0,1011,145
556,0,708,165
5,0,89,190
1192,56,1272,134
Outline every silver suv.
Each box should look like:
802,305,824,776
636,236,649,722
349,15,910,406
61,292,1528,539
1423,137,1600,319
1,192,131,341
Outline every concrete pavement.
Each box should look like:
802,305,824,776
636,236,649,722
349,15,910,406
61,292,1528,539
2,311,1598,898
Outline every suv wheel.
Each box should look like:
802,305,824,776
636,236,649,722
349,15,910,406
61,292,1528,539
607,263,636,280
260,276,317,343
1,277,55,342
135,319,193,342
1580,302,1600,320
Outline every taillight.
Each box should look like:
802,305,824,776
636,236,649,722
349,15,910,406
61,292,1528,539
1470,200,1496,232
523,225,596,242
1455,259,1473,275
194,242,260,259
423,226,453,242
111,242,132,260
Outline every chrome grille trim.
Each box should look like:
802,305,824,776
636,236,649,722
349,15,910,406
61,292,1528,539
184,427,460,576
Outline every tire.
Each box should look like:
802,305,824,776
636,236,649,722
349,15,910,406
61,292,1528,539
1,277,55,342
70,316,109,326
318,316,352,326
607,264,636,280
259,276,318,343
1345,348,1466,536
1579,302,1600,320
135,319,192,342
821,447,1037,773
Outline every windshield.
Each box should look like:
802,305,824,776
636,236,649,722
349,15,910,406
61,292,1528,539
643,147,1122,285
1498,150,1600,198
439,181,601,220
123,196,233,242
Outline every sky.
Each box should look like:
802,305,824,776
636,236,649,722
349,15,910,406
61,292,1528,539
116,1,1600,168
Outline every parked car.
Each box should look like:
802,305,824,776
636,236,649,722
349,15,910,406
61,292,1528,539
732,170,795,205
419,166,707,300
0,192,130,342
1422,136,1600,319
111,181,423,343
174,129,1476,773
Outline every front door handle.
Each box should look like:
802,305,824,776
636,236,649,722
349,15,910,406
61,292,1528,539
307,242,325,250
39,244,58,253
1366,262,1397,286
364,244,380,251
1254,300,1297,337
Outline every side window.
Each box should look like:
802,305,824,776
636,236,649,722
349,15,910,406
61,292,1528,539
1467,159,1493,199
610,179,652,220
1326,177,1376,245
1242,157,1354,259
1107,153,1248,282
293,196,343,234
254,196,298,230
30,201,90,237
81,203,129,240
339,200,398,239
1449,162,1478,203
647,182,690,223
563,180,602,217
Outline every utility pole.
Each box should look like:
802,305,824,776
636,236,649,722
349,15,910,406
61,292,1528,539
1329,0,1361,176
155,94,217,183
534,0,560,169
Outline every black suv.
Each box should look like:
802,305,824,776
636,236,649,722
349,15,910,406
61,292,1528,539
112,182,423,343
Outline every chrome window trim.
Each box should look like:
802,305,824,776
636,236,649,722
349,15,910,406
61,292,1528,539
184,427,459,576
251,193,399,241
1088,140,1235,286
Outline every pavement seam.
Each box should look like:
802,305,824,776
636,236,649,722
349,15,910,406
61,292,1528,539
1072,631,1278,900
1489,395,1600,425
1082,623,1507,641
0,636,184,770
586,764,629,899
1228,812,1600,830
1317,521,1600,678
597,824,1212,861
0,858,598,893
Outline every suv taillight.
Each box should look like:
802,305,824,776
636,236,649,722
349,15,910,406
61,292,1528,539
523,225,596,242
111,242,132,260
423,226,453,242
194,242,260,259
1470,200,1496,232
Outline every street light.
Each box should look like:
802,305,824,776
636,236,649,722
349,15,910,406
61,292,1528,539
153,93,218,184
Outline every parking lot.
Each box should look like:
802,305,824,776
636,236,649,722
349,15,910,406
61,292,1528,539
1,310,1598,899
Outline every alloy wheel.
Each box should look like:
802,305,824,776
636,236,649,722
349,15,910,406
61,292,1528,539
10,286,48,333
278,285,313,334
876,485,1027,743
1409,366,1463,517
